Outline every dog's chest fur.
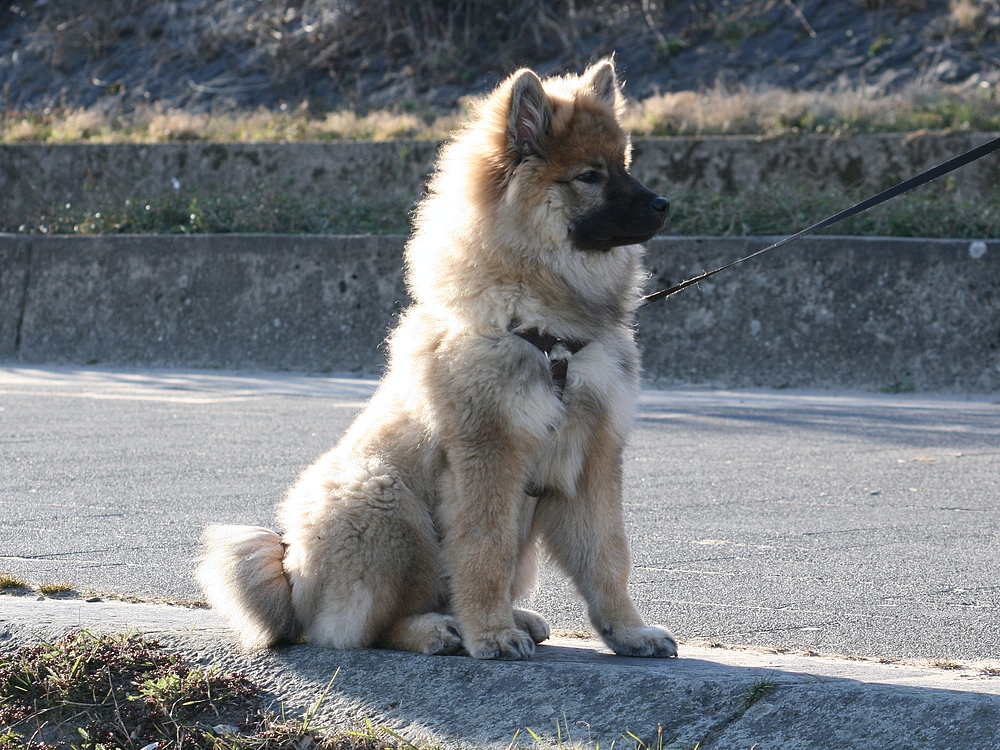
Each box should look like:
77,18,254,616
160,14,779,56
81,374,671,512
523,331,637,497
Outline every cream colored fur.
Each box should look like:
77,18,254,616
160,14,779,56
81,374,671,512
197,59,677,660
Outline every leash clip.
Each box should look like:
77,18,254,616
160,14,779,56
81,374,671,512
511,326,587,401
547,340,572,400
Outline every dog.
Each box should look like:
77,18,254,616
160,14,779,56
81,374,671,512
197,59,676,660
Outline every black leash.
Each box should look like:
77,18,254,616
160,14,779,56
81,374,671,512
639,136,1000,307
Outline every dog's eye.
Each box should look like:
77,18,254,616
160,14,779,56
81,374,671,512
574,170,603,184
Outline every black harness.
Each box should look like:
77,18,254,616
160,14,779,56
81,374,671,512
512,327,587,400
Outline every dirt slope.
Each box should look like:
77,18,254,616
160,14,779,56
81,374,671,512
2,0,999,114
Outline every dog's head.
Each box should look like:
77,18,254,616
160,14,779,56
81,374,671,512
497,59,669,253
406,60,663,321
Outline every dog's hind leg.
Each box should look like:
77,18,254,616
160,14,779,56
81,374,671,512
380,613,464,655
281,468,446,651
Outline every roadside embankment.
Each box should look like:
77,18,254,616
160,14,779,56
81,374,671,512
1,234,997,391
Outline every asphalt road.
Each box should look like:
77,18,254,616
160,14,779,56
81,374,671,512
2,366,998,664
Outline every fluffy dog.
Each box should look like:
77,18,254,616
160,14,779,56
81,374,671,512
197,59,676,660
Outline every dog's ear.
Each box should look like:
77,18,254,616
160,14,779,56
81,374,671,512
507,69,550,159
582,59,620,109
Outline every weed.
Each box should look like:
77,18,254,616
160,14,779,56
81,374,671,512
0,573,29,592
14,189,413,236
658,37,689,58
624,723,679,750
950,0,988,32
12,181,1000,239
880,378,917,394
742,675,779,710
868,35,895,57
667,184,1000,240
931,659,964,670
4,79,1000,145
0,630,413,750
36,582,75,597
0,631,252,747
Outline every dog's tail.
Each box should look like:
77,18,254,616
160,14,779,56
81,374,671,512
196,525,300,649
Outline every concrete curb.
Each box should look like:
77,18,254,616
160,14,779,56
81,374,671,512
2,597,999,749
2,234,998,391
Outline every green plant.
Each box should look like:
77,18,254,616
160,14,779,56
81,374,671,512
742,675,778,710
868,34,895,57
13,179,1000,240
880,378,916,394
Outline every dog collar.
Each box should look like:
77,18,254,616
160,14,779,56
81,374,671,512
511,325,588,400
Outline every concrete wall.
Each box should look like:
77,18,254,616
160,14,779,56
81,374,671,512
4,133,999,230
2,234,997,391
0,234,406,373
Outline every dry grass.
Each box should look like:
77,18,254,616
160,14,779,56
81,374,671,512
0,572,29,592
950,0,991,32
0,630,669,750
4,78,998,144
625,80,1000,137
0,103,467,144
36,582,76,597
10,0,586,102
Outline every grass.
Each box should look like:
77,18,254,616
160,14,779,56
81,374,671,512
36,582,76,597
13,190,413,236
0,105,465,145
930,658,964,670
741,676,779,711
0,630,417,750
1,630,684,750
626,81,1000,138
13,180,1000,239
879,378,917,394
666,183,1000,240
0,631,256,749
3,80,1000,145
0,574,79,598
5,76,1000,240
0,574,29,593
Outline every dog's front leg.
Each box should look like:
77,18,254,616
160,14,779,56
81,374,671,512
535,424,678,658
438,441,538,660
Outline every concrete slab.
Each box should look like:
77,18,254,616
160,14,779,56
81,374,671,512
0,236,29,356
2,596,998,749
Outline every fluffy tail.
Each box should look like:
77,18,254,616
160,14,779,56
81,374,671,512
196,525,300,649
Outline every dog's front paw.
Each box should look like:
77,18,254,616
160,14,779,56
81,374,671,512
466,627,536,660
514,608,550,644
602,624,678,658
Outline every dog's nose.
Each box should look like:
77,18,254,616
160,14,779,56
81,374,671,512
651,195,670,213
